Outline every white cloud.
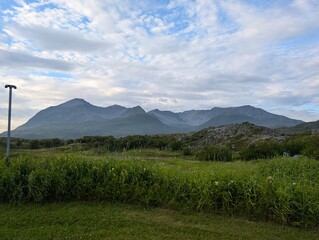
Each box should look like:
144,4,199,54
0,0,319,132
0,49,74,70
5,24,107,52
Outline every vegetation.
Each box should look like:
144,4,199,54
0,135,177,152
238,135,319,160
0,202,317,240
196,145,232,161
1,128,319,237
239,141,282,160
2,131,319,160
0,152,318,228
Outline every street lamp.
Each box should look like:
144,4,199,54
5,84,17,166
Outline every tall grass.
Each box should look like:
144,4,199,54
0,155,318,227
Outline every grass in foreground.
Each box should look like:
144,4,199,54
0,202,318,240
1,151,319,227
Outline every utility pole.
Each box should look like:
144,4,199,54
5,84,17,166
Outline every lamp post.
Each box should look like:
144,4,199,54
5,84,17,166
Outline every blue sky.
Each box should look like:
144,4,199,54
0,0,319,131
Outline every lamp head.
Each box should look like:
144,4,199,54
5,85,17,89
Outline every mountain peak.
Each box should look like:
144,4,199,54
132,105,145,111
110,104,124,108
124,106,145,115
241,105,254,108
60,98,90,107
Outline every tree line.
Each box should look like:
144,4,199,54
1,133,319,161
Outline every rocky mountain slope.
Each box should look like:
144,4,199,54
177,122,287,149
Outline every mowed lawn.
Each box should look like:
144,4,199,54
0,202,318,240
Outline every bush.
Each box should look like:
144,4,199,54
183,147,192,156
301,135,319,159
240,141,282,160
169,141,183,151
29,140,40,149
197,145,233,162
283,138,306,156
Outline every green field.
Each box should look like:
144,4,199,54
0,202,318,240
0,148,318,239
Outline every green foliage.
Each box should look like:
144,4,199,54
283,138,306,156
240,141,282,160
183,147,193,156
300,135,319,159
0,202,316,240
197,145,233,162
0,137,65,150
29,140,40,149
0,155,319,227
236,134,319,160
169,141,183,151
77,135,176,152
3,132,319,163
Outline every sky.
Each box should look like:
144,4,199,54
0,0,319,131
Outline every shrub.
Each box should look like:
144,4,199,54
302,141,319,160
240,141,282,160
29,140,40,149
169,141,183,151
183,147,192,156
283,138,306,156
197,145,233,162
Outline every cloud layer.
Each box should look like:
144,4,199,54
1,0,319,131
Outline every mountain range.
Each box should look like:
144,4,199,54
3,98,304,139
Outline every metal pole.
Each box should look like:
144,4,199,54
5,85,17,166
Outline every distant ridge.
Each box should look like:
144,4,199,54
149,105,302,129
284,120,319,133
2,98,304,139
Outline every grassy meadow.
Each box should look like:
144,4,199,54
1,202,318,240
0,147,318,239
